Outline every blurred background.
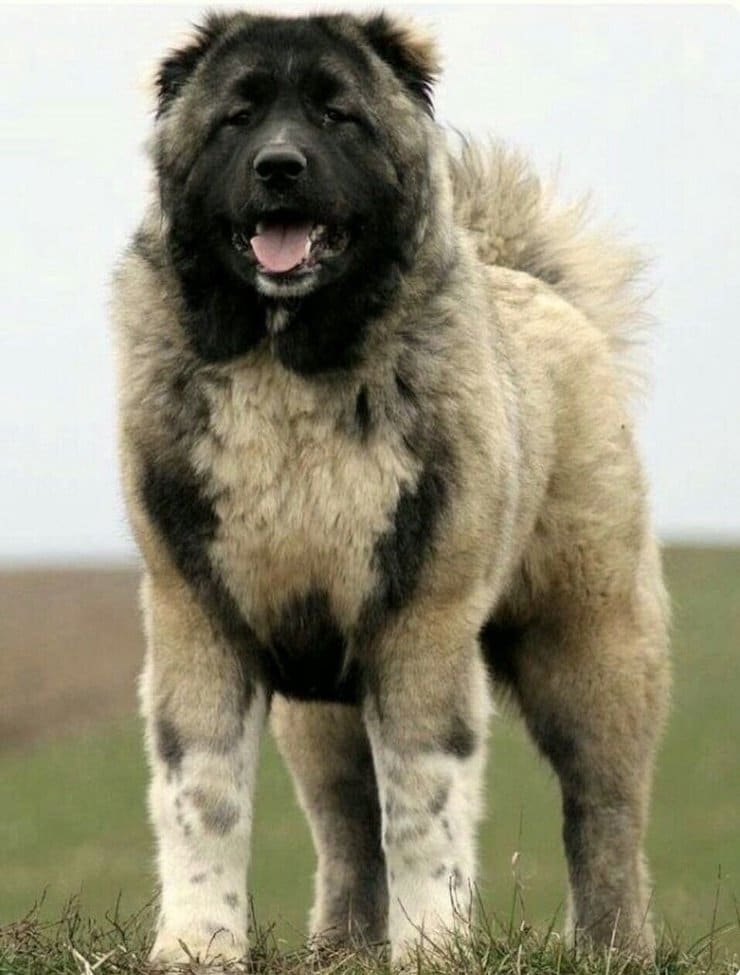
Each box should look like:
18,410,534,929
1,1,738,958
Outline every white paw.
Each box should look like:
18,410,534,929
150,927,247,969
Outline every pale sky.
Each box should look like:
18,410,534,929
1,3,739,563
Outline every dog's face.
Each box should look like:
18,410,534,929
153,13,440,303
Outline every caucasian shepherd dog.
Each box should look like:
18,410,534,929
112,9,671,967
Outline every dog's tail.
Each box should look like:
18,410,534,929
448,139,651,372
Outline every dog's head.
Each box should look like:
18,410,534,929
152,12,441,306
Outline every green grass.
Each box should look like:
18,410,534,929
1,902,737,975
1,547,738,966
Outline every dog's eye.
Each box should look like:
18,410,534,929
225,108,253,126
322,107,349,125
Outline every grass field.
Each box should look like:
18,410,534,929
1,547,738,968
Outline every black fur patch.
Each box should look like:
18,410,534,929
141,461,217,589
361,441,453,637
266,590,359,703
479,617,527,687
440,714,476,758
269,263,403,375
168,231,269,363
140,459,259,714
155,716,185,771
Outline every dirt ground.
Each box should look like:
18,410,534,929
0,568,143,751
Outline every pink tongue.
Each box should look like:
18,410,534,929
250,222,313,273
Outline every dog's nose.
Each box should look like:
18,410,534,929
253,144,307,183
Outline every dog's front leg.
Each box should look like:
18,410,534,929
363,601,491,964
140,573,266,966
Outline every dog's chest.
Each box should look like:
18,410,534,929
192,361,417,640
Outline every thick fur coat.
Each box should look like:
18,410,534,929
112,10,670,966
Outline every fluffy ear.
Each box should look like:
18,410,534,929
360,13,441,116
155,12,231,116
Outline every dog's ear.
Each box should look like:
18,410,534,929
360,13,441,116
155,12,231,116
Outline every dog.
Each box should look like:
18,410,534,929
112,9,671,966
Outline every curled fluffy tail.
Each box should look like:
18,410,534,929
449,139,651,366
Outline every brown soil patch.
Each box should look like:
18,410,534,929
0,567,143,751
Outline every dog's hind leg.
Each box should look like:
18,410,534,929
272,699,388,945
488,566,670,956
140,572,267,965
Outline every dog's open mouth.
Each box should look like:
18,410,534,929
232,216,350,276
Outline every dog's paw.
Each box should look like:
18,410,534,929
149,927,247,971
